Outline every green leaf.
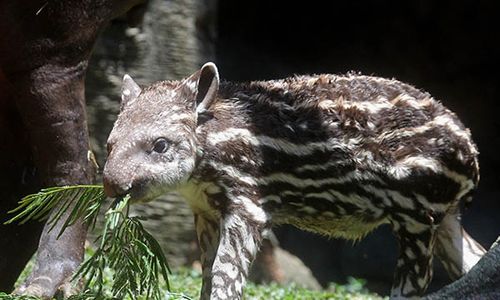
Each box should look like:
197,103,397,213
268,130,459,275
7,185,170,299
4,185,105,228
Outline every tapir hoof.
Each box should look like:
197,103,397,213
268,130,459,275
15,266,83,299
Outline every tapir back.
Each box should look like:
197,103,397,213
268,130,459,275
194,74,479,237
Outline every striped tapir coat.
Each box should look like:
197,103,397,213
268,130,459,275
103,62,485,299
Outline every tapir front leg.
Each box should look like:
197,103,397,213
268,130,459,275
208,196,268,300
194,213,220,300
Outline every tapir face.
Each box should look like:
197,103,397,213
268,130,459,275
103,63,220,202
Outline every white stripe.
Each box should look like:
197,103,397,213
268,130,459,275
377,113,476,157
207,128,348,156
391,93,432,110
207,161,257,186
395,214,429,234
232,195,268,224
304,190,381,213
259,170,376,188
209,157,384,190
338,100,393,114
295,160,348,172
441,166,470,185
441,165,475,198
413,194,450,212
360,185,393,206
388,190,416,210
377,123,433,145
261,194,281,204
361,184,416,209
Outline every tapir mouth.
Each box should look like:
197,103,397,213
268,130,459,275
127,180,169,204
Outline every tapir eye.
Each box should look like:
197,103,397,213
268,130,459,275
152,138,169,153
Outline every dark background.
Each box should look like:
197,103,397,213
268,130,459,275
215,0,499,293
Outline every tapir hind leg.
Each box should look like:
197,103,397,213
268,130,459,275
434,211,486,280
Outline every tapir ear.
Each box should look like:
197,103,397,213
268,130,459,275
121,74,142,110
181,62,220,114
195,62,220,114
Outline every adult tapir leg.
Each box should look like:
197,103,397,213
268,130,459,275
0,71,45,292
0,0,141,296
11,63,97,297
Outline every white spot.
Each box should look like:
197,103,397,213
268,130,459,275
337,206,346,215
322,211,335,217
405,248,416,259
261,195,281,204
392,93,426,110
206,184,221,195
299,206,317,214
335,100,393,115
232,195,268,224
389,156,442,180
392,221,401,231
366,121,376,130
184,79,197,94
402,279,415,295
417,277,428,289
234,280,243,294
318,99,336,110
212,275,224,286
461,230,486,272
282,190,302,197
165,112,193,122
415,239,428,253
395,259,404,268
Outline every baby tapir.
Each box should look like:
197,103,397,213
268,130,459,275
103,62,486,299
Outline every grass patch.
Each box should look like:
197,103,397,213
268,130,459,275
4,265,385,300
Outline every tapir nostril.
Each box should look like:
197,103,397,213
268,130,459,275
102,176,130,198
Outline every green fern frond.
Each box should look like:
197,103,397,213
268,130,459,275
73,194,171,300
5,185,105,226
0,292,39,300
5,186,171,300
